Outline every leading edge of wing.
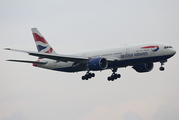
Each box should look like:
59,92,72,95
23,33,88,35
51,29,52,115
5,48,89,62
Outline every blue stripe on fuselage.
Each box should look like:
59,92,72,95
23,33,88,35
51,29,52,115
108,55,172,68
153,47,159,52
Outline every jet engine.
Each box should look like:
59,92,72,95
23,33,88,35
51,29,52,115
132,63,154,73
88,57,108,71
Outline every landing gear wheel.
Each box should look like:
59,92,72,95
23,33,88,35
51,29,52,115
91,73,95,77
159,67,165,71
111,76,114,81
159,60,167,71
81,72,95,80
107,68,121,81
107,76,114,81
117,74,121,78
82,76,85,80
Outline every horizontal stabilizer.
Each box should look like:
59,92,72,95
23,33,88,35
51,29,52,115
5,48,33,53
7,59,47,64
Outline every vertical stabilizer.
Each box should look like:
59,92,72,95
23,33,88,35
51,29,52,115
31,28,57,54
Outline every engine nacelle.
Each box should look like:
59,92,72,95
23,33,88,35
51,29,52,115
88,57,108,71
132,63,154,73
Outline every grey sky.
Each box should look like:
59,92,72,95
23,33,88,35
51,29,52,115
0,0,179,120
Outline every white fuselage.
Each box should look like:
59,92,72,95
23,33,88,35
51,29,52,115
36,42,176,72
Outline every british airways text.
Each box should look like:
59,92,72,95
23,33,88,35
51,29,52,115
121,52,148,59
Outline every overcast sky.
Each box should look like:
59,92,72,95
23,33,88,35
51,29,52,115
0,0,179,120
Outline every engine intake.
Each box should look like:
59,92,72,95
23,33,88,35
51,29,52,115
132,63,154,73
88,57,108,71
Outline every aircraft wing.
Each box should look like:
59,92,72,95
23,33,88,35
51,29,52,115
5,48,89,62
5,48,117,62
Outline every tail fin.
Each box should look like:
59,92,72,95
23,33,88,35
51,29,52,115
31,28,57,54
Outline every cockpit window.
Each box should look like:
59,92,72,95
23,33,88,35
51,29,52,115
164,46,172,49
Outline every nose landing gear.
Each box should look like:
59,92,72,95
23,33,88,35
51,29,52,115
159,60,167,71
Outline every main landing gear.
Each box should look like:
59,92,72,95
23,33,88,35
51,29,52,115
107,68,121,81
159,60,167,71
82,72,95,80
81,68,121,81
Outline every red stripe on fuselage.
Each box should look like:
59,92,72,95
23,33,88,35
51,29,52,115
141,46,159,49
33,33,47,44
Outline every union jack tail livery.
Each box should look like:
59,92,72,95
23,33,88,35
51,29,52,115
31,28,57,54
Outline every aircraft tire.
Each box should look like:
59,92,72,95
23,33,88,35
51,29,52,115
91,73,95,77
159,67,165,71
113,74,117,79
88,75,92,79
111,76,114,81
82,76,86,80
117,74,121,78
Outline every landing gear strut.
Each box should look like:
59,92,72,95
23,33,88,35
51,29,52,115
159,60,167,71
107,68,121,81
82,71,95,80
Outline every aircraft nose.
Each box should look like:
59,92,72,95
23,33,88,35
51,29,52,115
171,49,176,56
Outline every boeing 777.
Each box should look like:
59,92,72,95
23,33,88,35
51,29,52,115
5,28,176,81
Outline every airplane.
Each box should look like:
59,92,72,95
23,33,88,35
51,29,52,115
5,28,176,81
